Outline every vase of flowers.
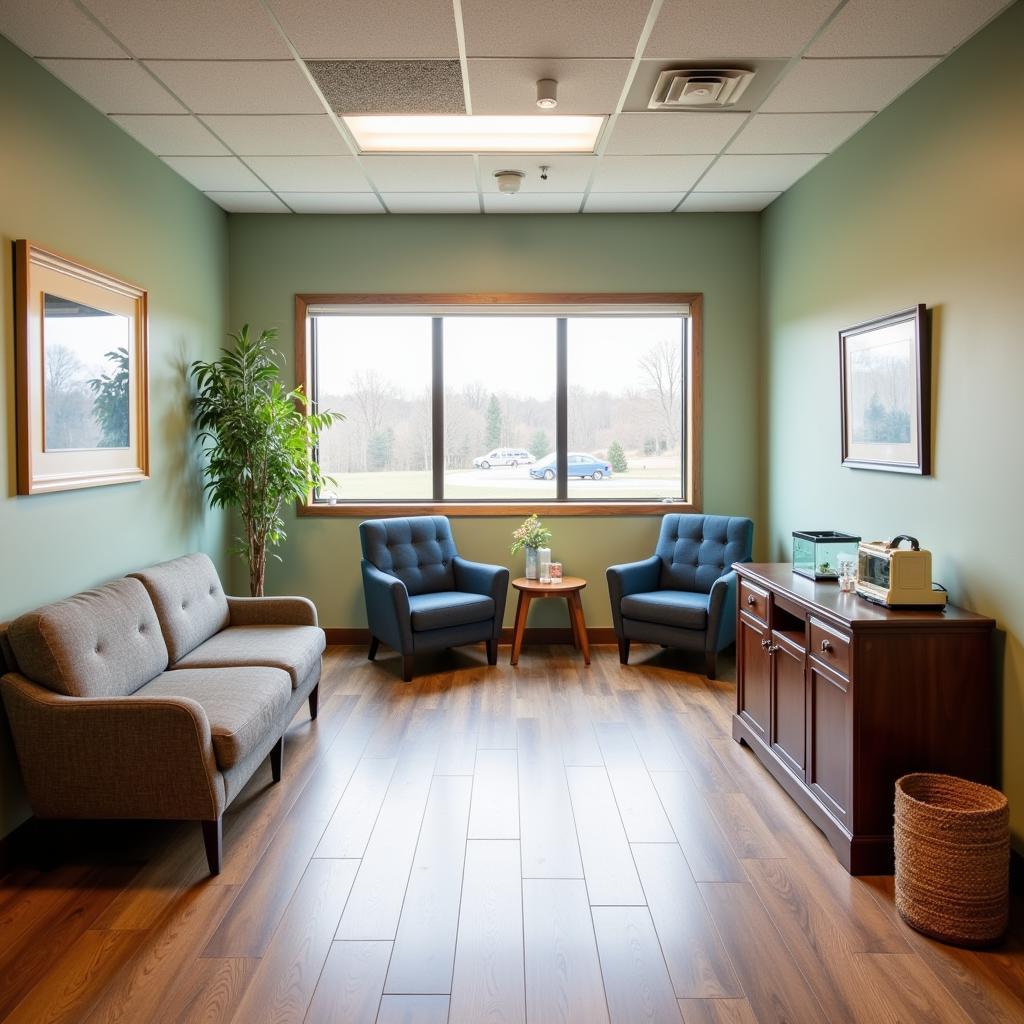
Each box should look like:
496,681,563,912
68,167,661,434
511,514,552,581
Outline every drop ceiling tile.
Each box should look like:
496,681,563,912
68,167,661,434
205,191,290,212
110,114,230,155
478,156,595,193
807,0,1010,57
360,155,477,192
0,0,126,57
679,191,781,211
728,112,873,153
606,112,746,155
483,193,583,213
282,193,385,213
646,0,837,59
40,59,184,113
83,0,290,59
760,57,939,112
307,60,464,114
266,0,459,58
699,153,825,190
200,115,348,155
467,59,631,115
584,192,685,212
244,155,368,190
146,60,323,114
382,193,481,213
462,0,651,58
590,155,713,192
162,156,264,190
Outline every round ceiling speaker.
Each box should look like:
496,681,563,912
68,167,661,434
494,170,525,195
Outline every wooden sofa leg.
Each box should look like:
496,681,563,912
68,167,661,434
201,817,222,876
704,651,717,680
402,655,414,683
368,637,379,661
486,638,498,666
308,683,320,720
618,638,630,664
270,736,284,782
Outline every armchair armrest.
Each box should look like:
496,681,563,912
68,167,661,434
0,673,224,822
454,557,510,638
606,555,661,637
227,595,318,627
706,570,739,654
361,560,413,653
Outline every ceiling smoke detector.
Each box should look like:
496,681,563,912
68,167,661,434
536,79,558,110
648,68,755,109
494,169,525,194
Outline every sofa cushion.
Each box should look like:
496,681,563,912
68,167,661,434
130,553,230,663
172,625,325,690
408,591,494,632
7,578,168,698
620,590,710,631
359,516,457,596
138,666,291,770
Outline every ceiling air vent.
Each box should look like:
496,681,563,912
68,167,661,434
648,68,754,110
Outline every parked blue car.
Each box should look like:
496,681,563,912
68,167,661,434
529,452,613,480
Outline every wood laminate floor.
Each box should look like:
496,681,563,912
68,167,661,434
1,644,1022,1023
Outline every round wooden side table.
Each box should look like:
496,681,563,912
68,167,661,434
510,576,590,666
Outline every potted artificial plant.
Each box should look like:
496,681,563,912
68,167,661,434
191,325,336,596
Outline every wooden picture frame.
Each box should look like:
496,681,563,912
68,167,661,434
839,304,930,475
14,241,150,494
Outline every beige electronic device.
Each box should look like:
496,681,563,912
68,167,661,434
856,535,947,609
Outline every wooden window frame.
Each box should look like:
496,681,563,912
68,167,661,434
295,292,702,517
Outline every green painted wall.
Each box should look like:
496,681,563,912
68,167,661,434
228,212,762,629
761,4,1024,842
0,36,230,835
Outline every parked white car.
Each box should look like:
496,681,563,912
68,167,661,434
472,448,535,469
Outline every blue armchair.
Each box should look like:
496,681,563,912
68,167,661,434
360,516,509,682
606,513,754,679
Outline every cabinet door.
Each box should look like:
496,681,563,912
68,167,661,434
738,614,770,741
808,662,852,825
771,636,806,776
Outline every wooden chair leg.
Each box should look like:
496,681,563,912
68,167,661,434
270,736,284,782
308,683,319,720
402,654,415,683
368,636,380,661
618,637,630,664
704,650,717,680
486,638,498,665
201,817,222,876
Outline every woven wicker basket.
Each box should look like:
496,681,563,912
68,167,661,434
894,773,1009,947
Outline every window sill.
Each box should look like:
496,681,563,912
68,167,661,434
298,500,700,518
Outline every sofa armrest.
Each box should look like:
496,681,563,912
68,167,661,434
454,557,510,639
706,570,739,654
1,673,224,822
227,595,319,627
361,560,413,653
606,555,661,637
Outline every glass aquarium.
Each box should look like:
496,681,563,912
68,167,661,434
792,531,860,580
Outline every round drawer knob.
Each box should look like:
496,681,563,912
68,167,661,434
760,638,770,649
821,639,833,653
746,594,756,606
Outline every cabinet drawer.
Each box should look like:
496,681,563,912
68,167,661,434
810,617,851,678
740,580,770,627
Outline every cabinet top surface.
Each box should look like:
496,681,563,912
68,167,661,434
735,563,994,628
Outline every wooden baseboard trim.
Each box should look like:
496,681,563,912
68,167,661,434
324,626,618,646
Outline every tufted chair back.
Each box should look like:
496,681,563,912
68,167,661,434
655,514,754,593
360,516,458,596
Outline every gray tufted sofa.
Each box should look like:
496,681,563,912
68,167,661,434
606,513,754,678
0,552,325,874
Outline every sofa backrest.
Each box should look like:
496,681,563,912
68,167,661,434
655,514,754,594
129,553,230,663
359,516,458,596
6,578,169,698
0,624,17,676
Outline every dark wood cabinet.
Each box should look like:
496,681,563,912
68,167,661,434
732,563,995,874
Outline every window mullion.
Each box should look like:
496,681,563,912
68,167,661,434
556,318,567,501
431,317,444,501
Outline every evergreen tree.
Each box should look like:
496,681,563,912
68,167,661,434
528,429,550,458
607,440,628,473
485,393,502,449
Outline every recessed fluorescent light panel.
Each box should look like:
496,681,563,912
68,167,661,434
344,115,605,153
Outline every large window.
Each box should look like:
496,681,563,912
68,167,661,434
300,294,700,514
